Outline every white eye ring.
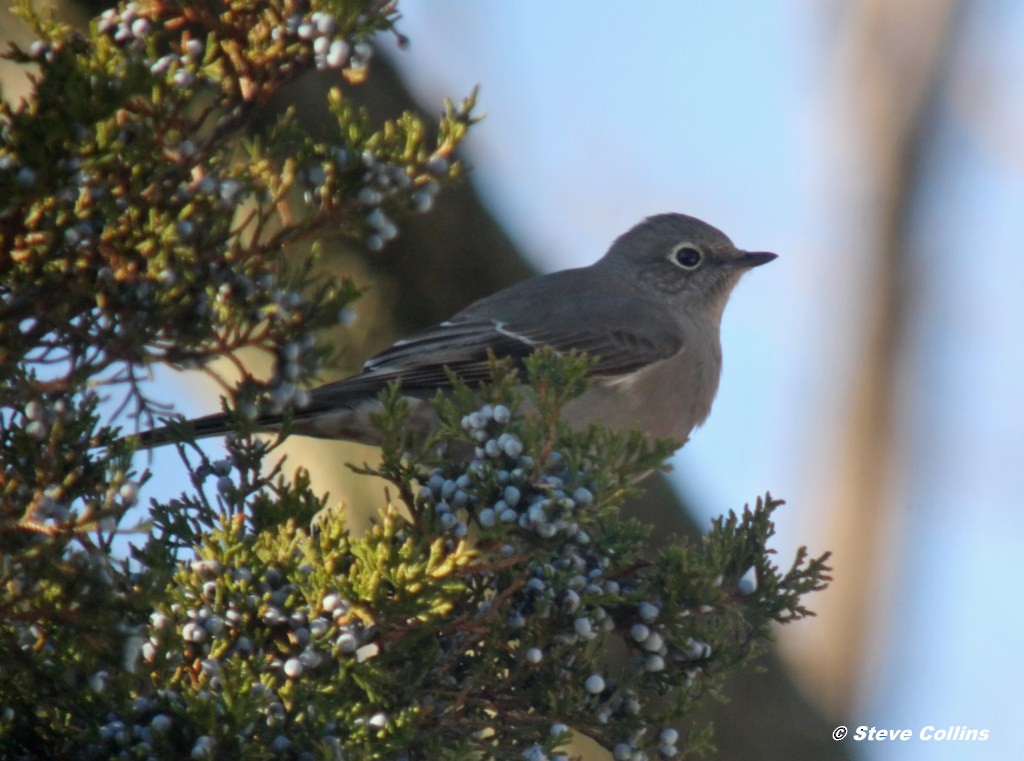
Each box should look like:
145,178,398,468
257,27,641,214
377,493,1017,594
669,243,703,270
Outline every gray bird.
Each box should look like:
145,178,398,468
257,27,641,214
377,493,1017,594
137,213,775,448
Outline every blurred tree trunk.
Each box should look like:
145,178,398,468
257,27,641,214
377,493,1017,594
787,0,962,713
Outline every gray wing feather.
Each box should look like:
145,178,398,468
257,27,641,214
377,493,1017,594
299,292,682,417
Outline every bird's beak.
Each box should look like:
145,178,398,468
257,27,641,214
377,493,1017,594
736,251,777,268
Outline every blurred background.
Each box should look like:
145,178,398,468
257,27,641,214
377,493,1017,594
4,1,1023,759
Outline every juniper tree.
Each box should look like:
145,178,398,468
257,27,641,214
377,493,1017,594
0,2,830,759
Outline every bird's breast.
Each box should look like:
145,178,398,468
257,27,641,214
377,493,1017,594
563,346,722,443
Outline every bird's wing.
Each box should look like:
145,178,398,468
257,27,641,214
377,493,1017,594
302,302,683,412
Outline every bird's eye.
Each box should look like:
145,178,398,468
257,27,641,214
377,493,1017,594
670,244,703,269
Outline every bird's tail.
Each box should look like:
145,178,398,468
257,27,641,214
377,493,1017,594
132,410,266,449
